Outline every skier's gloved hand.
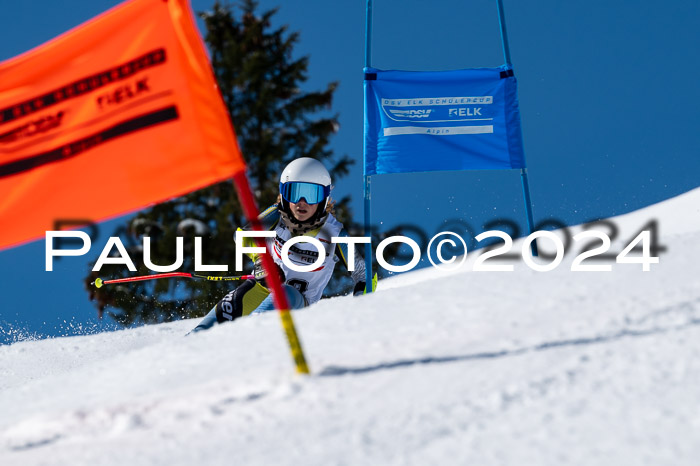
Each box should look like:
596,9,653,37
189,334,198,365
253,256,266,281
254,256,285,284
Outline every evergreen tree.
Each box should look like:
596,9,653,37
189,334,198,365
85,0,354,325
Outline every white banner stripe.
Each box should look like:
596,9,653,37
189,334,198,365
381,96,493,106
383,125,494,136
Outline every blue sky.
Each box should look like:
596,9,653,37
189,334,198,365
1,0,699,343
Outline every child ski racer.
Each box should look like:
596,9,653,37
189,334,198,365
192,157,371,332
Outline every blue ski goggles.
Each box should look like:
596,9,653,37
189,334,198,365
280,181,330,205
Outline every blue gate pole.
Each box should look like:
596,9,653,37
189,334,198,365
363,0,375,291
496,0,512,65
496,0,538,256
520,168,538,255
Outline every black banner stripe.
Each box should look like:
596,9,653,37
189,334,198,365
0,90,175,155
0,106,179,179
0,48,167,126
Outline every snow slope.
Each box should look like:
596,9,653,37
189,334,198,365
1,188,700,465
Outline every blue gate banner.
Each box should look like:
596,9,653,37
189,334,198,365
364,66,526,176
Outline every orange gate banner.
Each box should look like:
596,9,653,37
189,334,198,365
0,0,245,249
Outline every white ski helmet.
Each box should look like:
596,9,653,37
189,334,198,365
279,158,332,222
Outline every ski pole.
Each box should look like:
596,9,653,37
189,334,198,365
92,272,255,288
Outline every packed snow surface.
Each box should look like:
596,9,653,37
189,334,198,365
2,188,700,465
